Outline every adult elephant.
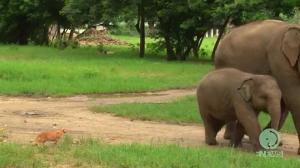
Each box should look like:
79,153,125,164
214,20,300,154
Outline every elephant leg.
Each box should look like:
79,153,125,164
230,121,245,148
202,114,224,145
293,116,300,155
224,122,235,140
234,103,261,151
290,111,300,155
263,110,288,147
264,101,288,130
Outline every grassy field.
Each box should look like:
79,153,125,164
113,35,216,60
111,35,157,44
0,44,212,96
93,96,199,124
94,96,296,134
1,137,299,168
111,35,215,49
0,35,297,167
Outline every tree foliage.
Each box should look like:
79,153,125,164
0,0,298,60
0,0,66,44
154,0,298,60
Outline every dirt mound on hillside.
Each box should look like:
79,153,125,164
77,28,129,46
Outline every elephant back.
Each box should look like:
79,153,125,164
214,20,287,75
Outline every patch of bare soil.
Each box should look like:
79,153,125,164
0,88,298,156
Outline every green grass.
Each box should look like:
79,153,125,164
0,143,44,168
199,37,216,59
74,140,300,168
93,96,200,124
0,45,212,96
111,35,215,46
111,35,157,44
1,137,299,168
94,96,297,134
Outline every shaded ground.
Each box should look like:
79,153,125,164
0,88,298,156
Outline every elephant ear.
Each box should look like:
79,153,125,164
238,78,254,102
282,27,300,67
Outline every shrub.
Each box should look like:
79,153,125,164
51,39,80,49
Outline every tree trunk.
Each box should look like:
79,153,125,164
139,0,145,58
68,27,75,40
175,32,183,60
50,26,57,44
165,34,176,61
42,25,49,45
76,28,90,39
18,31,28,45
211,16,231,61
57,24,61,40
18,27,28,45
192,32,205,58
135,4,141,34
183,46,192,60
61,28,67,39
176,46,184,60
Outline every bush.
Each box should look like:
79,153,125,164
96,44,108,54
110,22,139,36
51,39,80,49
69,40,80,49
146,41,164,55
199,48,209,58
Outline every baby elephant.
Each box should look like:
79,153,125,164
197,68,282,151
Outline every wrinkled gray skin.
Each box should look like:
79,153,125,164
215,20,300,153
197,68,282,151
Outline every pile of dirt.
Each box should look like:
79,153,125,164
77,28,129,46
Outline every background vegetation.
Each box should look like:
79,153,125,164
0,0,299,60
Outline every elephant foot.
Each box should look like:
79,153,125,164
224,122,235,140
223,133,231,140
229,142,242,148
298,148,300,155
252,144,262,153
205,138,217,145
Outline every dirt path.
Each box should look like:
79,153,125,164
0,88,299,156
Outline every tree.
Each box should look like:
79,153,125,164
61,0,105,39
109,0,155,58
289,8,300,24
0,0,297,59
206,0,297,61
137,0,146,58
0,0,66,44
152,0,297,61
154,0,217,60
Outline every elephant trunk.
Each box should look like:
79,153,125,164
267,101,281,130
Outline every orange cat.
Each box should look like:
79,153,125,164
35,129,66,144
